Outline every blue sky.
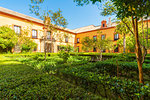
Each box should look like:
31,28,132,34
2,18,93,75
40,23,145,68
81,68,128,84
0,0,115,29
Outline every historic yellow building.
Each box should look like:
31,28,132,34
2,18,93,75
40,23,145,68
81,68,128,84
0,7,150,53
0,7,76,53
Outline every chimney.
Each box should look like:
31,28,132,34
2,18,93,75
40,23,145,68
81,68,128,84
101,20,107,28
108,17,112,27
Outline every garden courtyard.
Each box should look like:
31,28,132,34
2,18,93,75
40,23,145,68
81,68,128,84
0,53,150,100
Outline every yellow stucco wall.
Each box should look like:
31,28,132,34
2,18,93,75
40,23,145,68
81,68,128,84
75,20,150,53
0,11,75,52
75,27,120,53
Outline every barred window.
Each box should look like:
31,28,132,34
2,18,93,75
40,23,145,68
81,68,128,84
32,29,37,38
14,25,21,35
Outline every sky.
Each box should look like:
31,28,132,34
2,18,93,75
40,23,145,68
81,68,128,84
0,0,115,29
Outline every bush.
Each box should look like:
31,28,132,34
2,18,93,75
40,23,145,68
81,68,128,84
67,56,91,65
59,64,150,99
0,26,18,53
58,51,70,63
0,74,104,100
21,44,31,52
37,61,56,74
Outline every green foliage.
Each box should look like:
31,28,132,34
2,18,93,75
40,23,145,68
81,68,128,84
21,41,37,52
117,35,135,52
81,36,113,53
30,2,68,28
59,45,74,52
115,18,131,35
81,37,93,51
74,0,102,6
57,45,74,63
58,50,70,63
101,1,117,16
0,26,18,53
59,62,150,99
67,56,91,65
37,61,56,74
18,29,37,52
2,53,150,99
94,36,113,52
0,55,105,99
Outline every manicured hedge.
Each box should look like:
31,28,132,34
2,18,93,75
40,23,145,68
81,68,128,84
93,61,150,79
1,74,105,100
70,52,150,59
58,64,150,100
0,56,104,100
3,52,58,58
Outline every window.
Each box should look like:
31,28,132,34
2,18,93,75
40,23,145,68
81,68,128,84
65,36,68,43
114,46,119,52
77,38,80,43
101,35,105,40
93,36,97,41
32,29,37,38
103,24,105,27
47,31,51,40
93,47,97,52
14,25,21,35
114,34,119,40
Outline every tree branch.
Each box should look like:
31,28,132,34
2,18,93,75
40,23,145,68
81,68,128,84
122,20,134,36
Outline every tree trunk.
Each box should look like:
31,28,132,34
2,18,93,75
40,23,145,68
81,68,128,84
123,33,126,53
132,17,144,84
44,38,47,61
44,28,47,61
146,14,149,48
100,51,102,61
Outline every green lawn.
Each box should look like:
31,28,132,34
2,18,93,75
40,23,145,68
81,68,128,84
0,55,104,100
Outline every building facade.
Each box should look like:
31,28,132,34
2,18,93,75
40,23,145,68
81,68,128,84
0,7,150,53
0,7,75,53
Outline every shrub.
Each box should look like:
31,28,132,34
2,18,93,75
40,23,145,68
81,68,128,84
58,50,70,63
37,61,56,74
59,65,150,99
67,56,91,65
0,26,18,53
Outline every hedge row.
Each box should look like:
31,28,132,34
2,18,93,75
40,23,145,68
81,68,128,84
1,74,105,100
0,58,104,100
57,66,150,100
3,53,58,58
92,61,150,80
70,52,150,59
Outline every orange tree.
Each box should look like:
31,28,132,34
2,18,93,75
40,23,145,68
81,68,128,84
74,0,150,84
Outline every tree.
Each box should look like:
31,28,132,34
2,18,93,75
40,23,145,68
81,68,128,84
115,18,131,53
18,28,37,52
30,1,68,60
58,44,74,63
0,26,18,53
94,36,113,61
82,35,113,61
74,0,150,84
81,37,93,52
58,45,74,53
117,34,135,53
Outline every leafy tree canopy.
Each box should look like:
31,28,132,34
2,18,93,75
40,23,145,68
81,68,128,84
0,26,18,52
